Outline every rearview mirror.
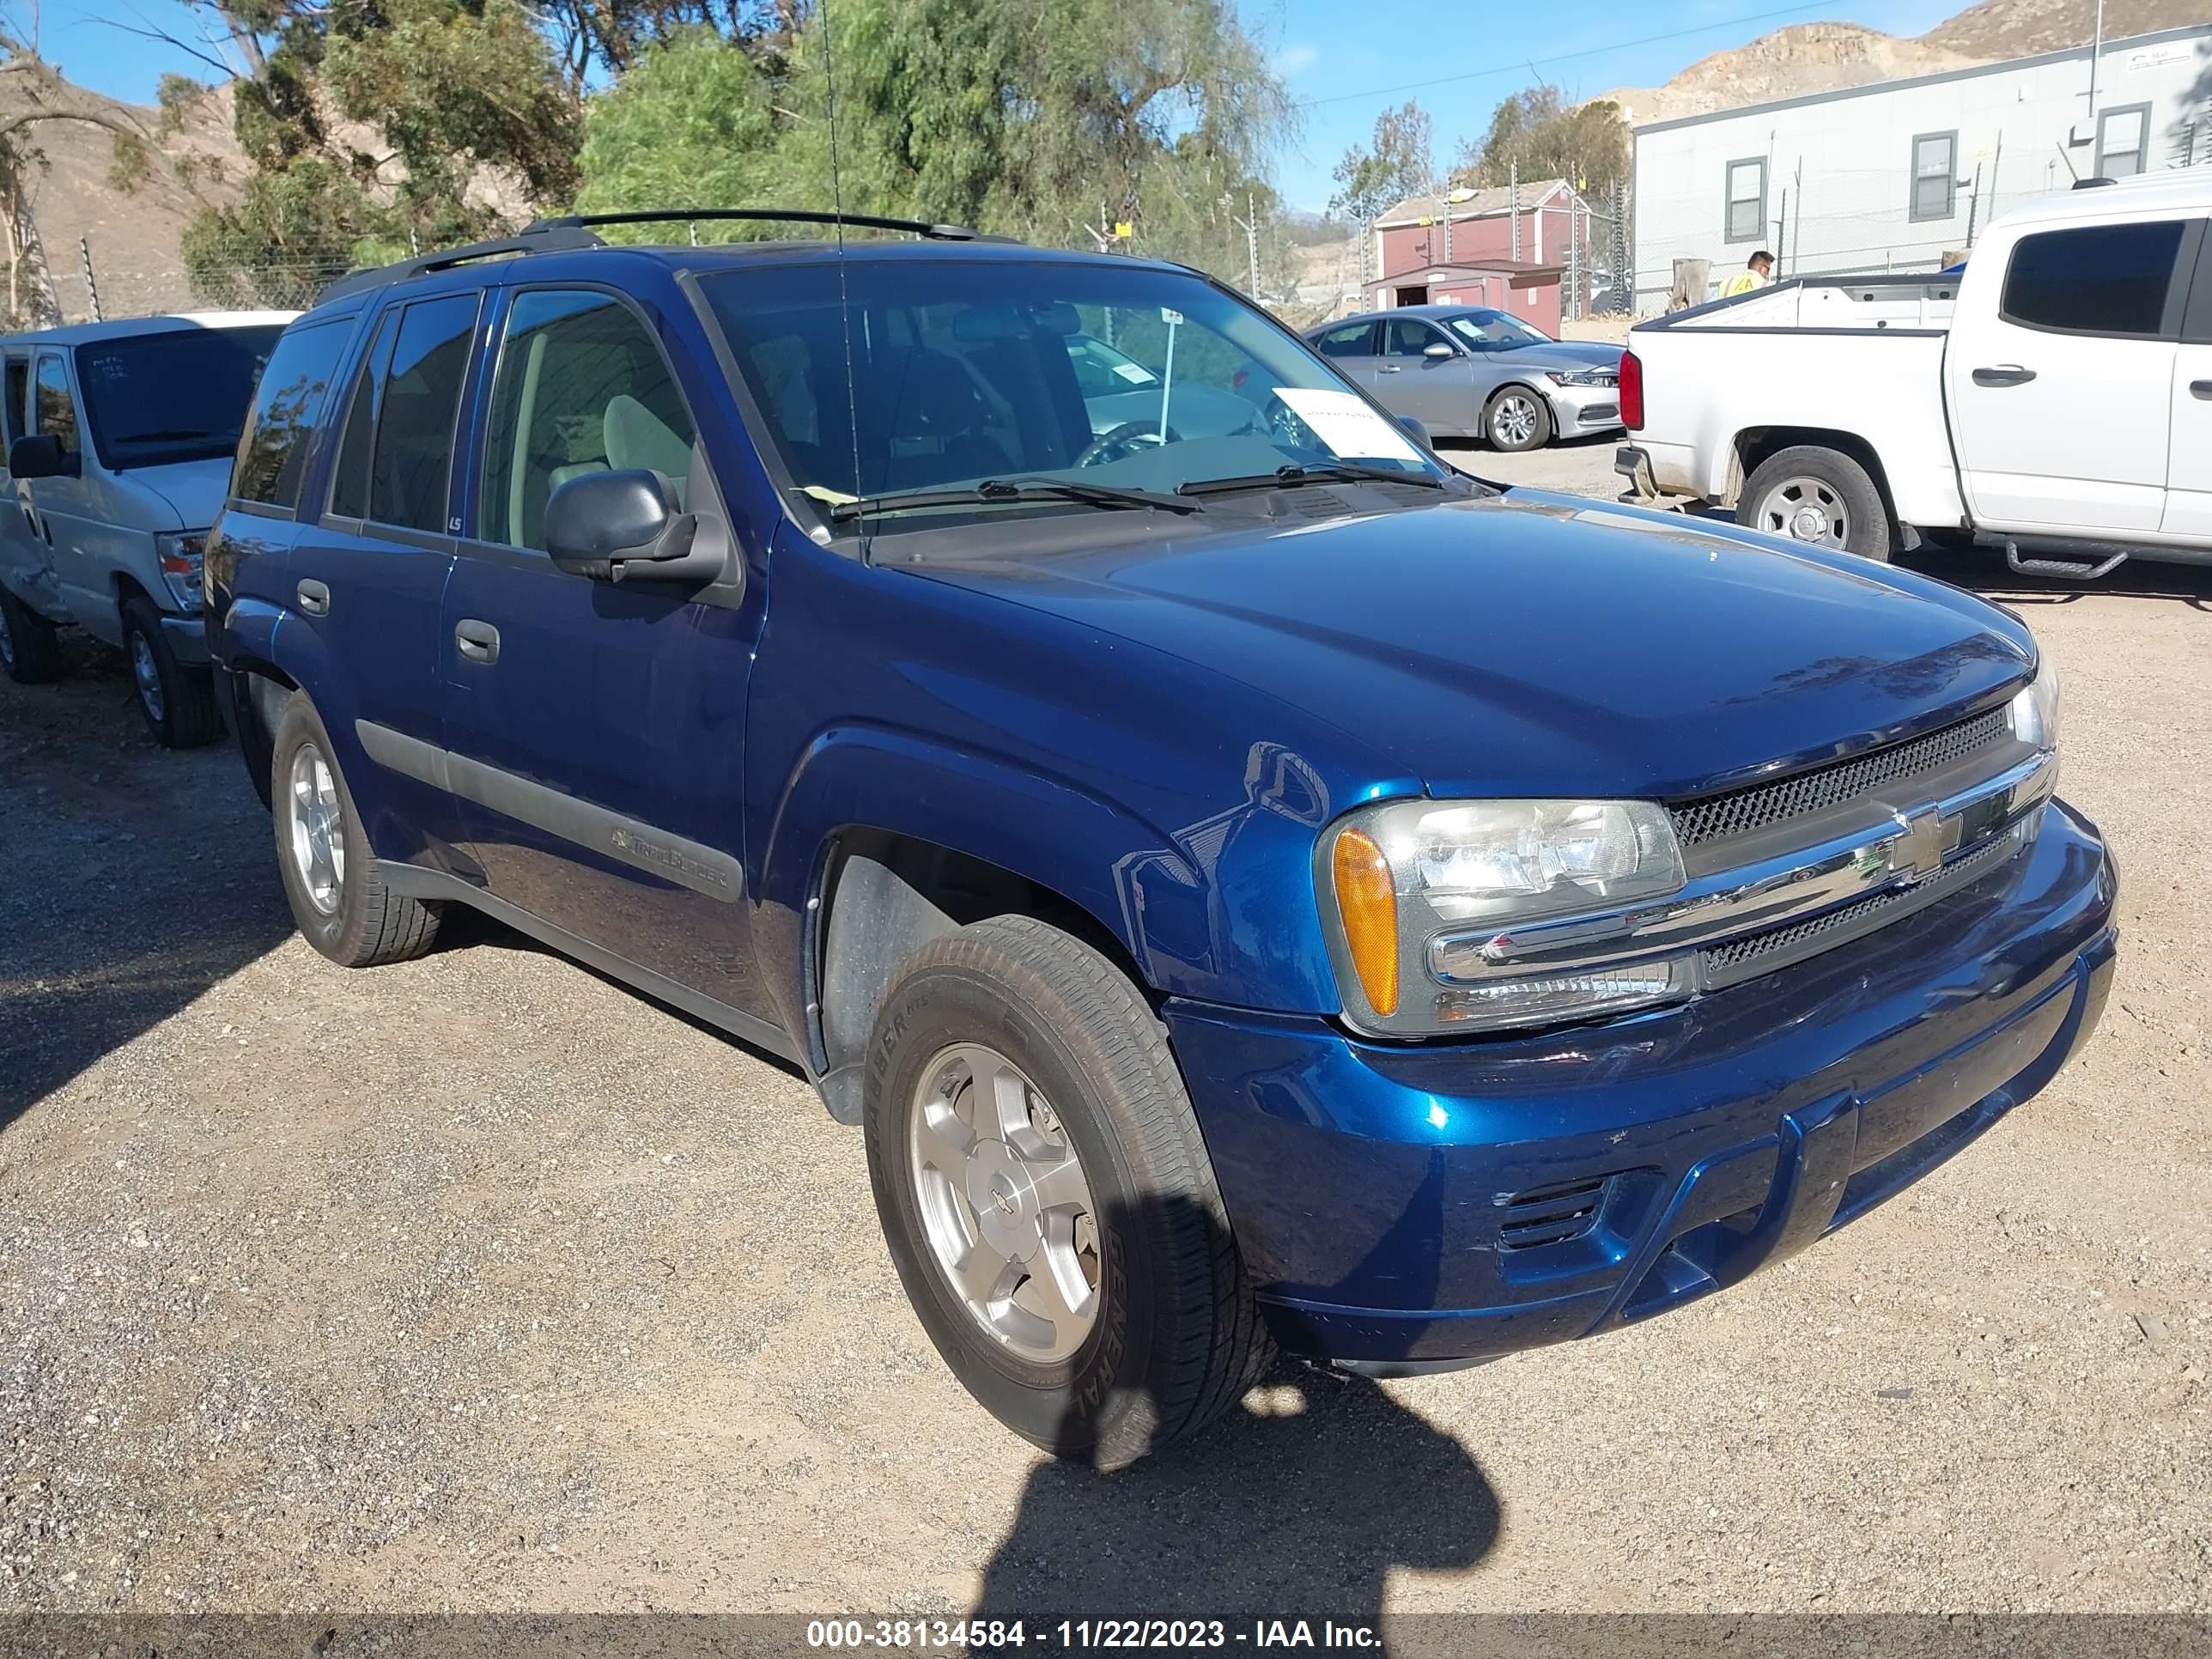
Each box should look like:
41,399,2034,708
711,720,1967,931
544,470,725,585
8,434,75,480
1423,342,1455,360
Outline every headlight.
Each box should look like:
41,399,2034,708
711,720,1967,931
1320,799,1688,1036
1545,368,1614,387
156,530,208,610
2006,659,2059,753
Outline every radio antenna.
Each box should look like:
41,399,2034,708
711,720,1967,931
819,0,868,552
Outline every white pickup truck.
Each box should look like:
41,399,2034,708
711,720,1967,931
1616,169,2212,577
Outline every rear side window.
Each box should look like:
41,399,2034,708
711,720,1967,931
1314,322,1374,358
327,293,479,532
2001,221,2186,337
34,353,76,456
233,320,353,509
477,289,696,553
3,357,25,446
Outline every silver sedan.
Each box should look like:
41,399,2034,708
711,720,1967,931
1307,306,1623,453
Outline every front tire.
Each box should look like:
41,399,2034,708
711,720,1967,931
1486,385,1553,452
119,592,221,746
1739,445,1893,561
0,587,64,684
863,915,1271,1468
270,691,442,967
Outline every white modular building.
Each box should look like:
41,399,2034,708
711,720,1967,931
1630,24,2212,308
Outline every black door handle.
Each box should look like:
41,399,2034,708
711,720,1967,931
2191,380,2212,401
454,618,500,664
295,579,330,616
1972,365,2036,387
40,516,51,544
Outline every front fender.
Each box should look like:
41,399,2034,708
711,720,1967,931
751,721,1349,1042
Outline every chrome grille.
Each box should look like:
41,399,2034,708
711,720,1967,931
1699,824,2023,981
1670,708,2009,849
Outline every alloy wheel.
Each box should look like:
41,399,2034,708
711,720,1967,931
286,742,346,916
1492,393,1539,448
130,631,165,723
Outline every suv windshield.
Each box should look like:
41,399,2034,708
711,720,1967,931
700,258,1444,527
1444,310,1553,351
76,325,285,471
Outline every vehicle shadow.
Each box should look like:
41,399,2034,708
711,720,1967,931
965,1193,1500,1648
0,648,297,1128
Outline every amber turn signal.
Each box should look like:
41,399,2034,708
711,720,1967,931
1332,827,1400,1018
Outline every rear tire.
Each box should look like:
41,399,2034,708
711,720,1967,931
1739,445,1893,562
1486,385,1553,452
863,915,1271,1468
270,691,442,967
119,592,221,746
0,587,63,684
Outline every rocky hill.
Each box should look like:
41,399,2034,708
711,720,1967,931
1600,0,2204,128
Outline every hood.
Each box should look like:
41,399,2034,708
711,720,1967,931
908,491,2033,802
118,457,232,532
1496,340,1622,371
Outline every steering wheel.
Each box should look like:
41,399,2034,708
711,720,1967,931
1077,419,1180,468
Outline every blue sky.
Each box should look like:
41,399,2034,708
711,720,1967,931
41,0,1970,210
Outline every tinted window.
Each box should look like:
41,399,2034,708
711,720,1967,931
367,295,478,532
3,357,25,447
2002,221,2185,337
1385,319,1446,357
328,313,396,520
479,290,696,552
233,320,353,509
76,325,283,471
34,354,77,457
1314,322,1374,358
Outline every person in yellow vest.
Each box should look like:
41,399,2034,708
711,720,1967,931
1720,250,1774,300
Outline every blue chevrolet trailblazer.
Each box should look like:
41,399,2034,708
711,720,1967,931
206,210,2115,1466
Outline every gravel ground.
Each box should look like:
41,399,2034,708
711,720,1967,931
2,479,2208,1632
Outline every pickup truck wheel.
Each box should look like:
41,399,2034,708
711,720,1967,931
1486,386,1552,452
270,691,443,967
119,592,221,746
1740,447,1892,562
863,915,1271,1468
0,587,63,684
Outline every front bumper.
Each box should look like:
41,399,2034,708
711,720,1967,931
1548,382,1621,432
159,609,210,667
1166,799,2116,1367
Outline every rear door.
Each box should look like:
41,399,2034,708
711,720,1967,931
439,283,761,998
24,349,111,640
293,288,479,861
1311,319,1381,391
1945,216,2196,536
1376,317,1475,430
2164,231,2212,539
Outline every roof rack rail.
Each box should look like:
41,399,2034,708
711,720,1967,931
318,223,606,303
526,208,1006,243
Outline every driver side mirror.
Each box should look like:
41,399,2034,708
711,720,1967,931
1422,342,1456,361
545,470,726,586
8,434,76,480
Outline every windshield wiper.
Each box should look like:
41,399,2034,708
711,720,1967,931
1177,462,1445,498
829,477,1201,522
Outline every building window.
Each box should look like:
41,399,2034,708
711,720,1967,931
1911,131,1957,222
1724,157,1766,244
2096,103,2150,179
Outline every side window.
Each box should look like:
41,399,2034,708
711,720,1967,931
3,356,26,447
34,353,77,457
1384,319,1446,357
368,295,479,533
328,312,397,521
478,289,696,553
232,319,354,510
2001,221,2187,338
1314,322,1375,359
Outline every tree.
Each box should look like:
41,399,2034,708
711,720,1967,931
1326,100,1431,226
1452,85,1627,203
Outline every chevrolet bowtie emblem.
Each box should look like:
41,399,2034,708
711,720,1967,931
1891,807,1948,884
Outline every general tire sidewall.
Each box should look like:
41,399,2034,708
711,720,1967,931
270,697,372,960
864,963,1162,1459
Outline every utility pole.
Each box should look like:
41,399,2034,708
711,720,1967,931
2088,0,2106,119
1510,160,1520,262
77,235,100,322
1227,191,1259,299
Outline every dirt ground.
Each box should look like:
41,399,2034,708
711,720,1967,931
2,474,2208,1632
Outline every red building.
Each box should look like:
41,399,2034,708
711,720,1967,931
1360,179,1593,335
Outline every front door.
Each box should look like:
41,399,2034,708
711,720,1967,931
1376,317,1474,430
1945,216,2195,536
22,349,109,640
439,284,759,1002
2163,235,2212,538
